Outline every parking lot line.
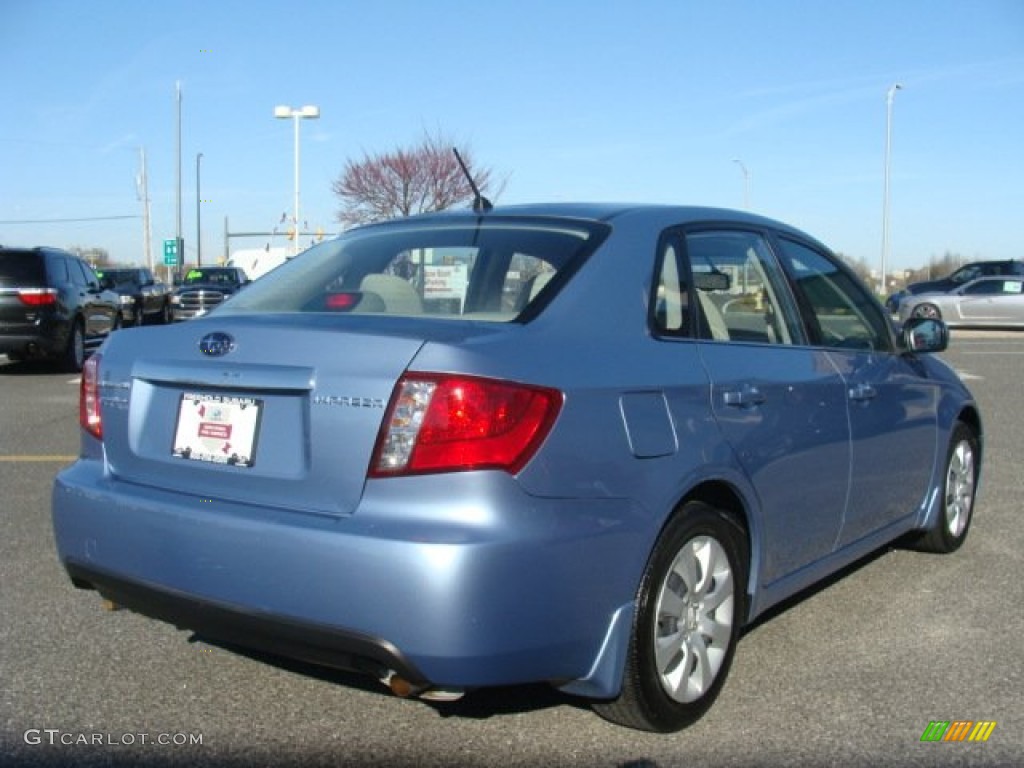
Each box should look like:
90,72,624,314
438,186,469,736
0,455,77,462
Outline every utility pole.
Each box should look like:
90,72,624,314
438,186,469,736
137,147,153,272
196,153,203,266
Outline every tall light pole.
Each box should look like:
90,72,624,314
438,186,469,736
175,81,183,271
195,153,203,266
732,159,750,210
880,83,902,296
274,104,320,254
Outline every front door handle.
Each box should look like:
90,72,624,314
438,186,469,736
723,386,766,408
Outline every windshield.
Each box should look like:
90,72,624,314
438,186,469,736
219,217,608,321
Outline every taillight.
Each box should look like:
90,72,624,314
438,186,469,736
370,374,562,477
17,288,58,306
80,353,102,439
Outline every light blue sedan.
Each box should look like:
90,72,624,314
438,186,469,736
52,204,981,732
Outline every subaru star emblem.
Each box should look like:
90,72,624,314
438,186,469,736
198,332,235,357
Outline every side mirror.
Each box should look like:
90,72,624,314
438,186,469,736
901,317,948,354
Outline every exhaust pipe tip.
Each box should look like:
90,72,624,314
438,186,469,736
387,673,421,699
380,671,464,702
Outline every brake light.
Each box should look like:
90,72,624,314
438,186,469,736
17,288,58,306
80,353,102,439
324,292,362,311
370,374,562,477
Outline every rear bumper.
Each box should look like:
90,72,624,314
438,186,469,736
63,560,427,684
52,460,646,695
0,330,63,357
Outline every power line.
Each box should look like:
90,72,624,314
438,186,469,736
0,215,140,224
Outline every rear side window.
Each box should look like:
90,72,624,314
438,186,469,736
0,252,46,285
684,230,803,345
69,259,96,288
220,218,608,321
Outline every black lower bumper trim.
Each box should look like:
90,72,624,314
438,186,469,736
64,561,429,686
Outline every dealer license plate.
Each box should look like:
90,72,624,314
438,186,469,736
172,392,262,467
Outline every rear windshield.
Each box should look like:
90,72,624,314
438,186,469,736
219,218,608,321
100,269,140,286
0,251,46,285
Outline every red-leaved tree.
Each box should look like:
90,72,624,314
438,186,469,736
332,133,497,227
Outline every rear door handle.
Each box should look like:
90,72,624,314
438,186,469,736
723,386,766,408
849,383,877,402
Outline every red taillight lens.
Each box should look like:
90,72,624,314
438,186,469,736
17,288,58,306
324,292,362,310
370,374,562,477
80,353,102,439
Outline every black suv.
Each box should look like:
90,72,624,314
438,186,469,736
169,266,250,321
0,246,122,371
98,266,172,326
887,259,1024,312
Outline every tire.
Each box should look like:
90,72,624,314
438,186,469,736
112,313,123,332
593,501,748,732
160,301,171,325
911,421,979,554
62,319,86,373
912,303,941,320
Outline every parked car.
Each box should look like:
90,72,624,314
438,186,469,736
0,245,121,371
53,204,981,732
898,275,1024,327
169,266,250,321
98,266,172,326
886,258,1024,312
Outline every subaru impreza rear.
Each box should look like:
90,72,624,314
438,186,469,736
52,208,663,701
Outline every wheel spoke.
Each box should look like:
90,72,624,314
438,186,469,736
685,633,713,697
702,563,733,613
654,629,688,679
671,546,700,596
698,612,732,647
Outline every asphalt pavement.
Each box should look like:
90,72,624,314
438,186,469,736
1,335,1021,767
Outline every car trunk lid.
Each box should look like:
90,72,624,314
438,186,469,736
99,316,426,516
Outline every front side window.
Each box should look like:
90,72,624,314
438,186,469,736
774,237,892,352
220,218,608,322
962,279,1022,296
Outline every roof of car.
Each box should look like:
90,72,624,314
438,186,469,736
357,203,817,242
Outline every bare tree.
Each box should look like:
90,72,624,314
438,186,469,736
333,133,497,227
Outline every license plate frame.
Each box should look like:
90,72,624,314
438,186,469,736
172,391,262,468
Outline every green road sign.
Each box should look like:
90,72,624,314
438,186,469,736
163,238,178,265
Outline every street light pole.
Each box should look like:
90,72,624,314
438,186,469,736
274,105,320,255
195,153,203,266
881,83,902,297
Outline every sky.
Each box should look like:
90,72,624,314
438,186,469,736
1,0,1022,276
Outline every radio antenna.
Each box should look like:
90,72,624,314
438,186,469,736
452,148,492,213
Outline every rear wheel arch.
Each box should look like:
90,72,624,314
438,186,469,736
593,490,752,731
675,481,753,610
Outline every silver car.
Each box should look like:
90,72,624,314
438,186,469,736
898,276,1024,327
